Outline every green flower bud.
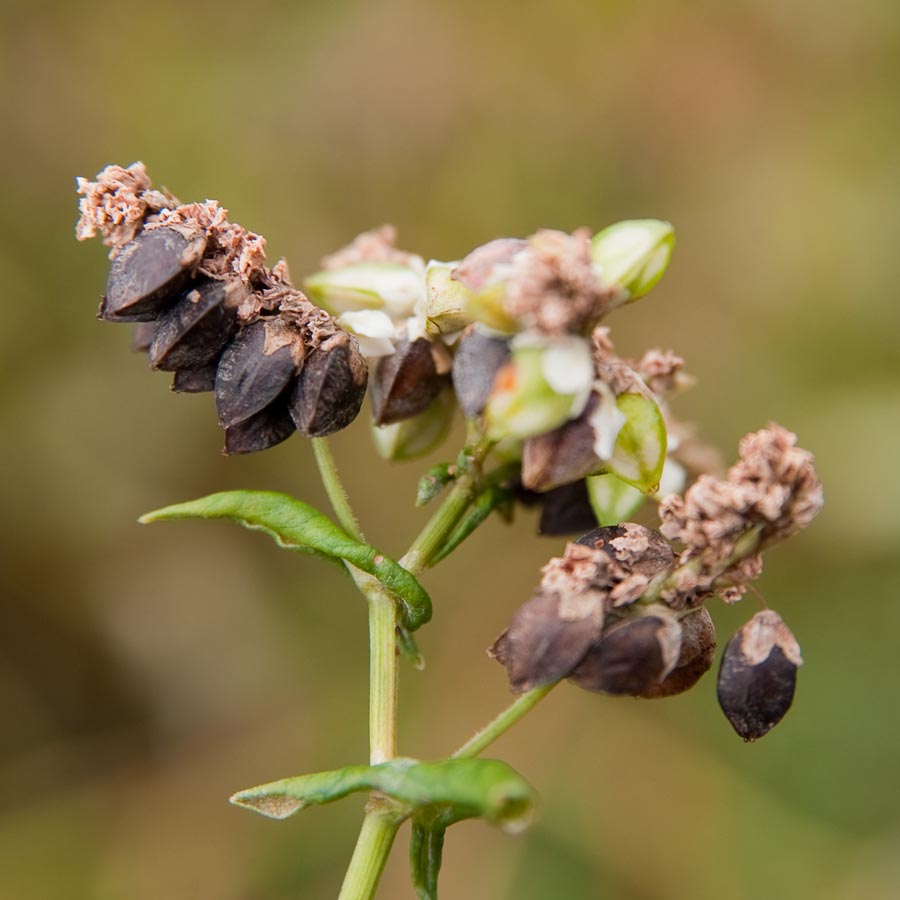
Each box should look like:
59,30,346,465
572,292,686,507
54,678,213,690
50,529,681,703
484,338,593,442
304,262,425,318
591,219,675,302
421,261,473,336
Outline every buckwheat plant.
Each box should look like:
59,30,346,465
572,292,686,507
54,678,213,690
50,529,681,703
76,163,824,899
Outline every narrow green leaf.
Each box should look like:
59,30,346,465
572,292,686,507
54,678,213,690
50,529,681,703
410,818,448,900
231,757,535,833
608,392,667,493
140,491,431,631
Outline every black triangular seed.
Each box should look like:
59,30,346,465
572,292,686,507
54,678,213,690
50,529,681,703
717,612,800,741
223,393,296,454
370,336,444,426
571,616,678,696
289,332,368,437
101,227,205,321
149,280,240,371
451,327,511,418
489,588,605,693
215,320,298,428
640,608,715,699
172,364,218,393
537,480,598,536
131,322,157,352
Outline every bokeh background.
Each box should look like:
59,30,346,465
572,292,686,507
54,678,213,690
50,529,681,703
2,1,899,898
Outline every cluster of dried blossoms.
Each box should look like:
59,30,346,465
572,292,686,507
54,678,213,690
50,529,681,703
77,163,823,740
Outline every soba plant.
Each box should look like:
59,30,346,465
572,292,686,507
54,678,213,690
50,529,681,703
76,163,823,900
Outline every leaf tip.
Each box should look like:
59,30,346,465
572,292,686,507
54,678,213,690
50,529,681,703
229,789,306,820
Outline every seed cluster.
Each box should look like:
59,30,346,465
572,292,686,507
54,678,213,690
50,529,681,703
491,425,822,741
77,163,367,453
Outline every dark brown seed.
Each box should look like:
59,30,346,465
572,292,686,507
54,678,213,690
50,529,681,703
223,394,296,454
371,336,444,426
575,524,675,579
717,610,801,741
639,608,716,699
451,327,511,418
149,279,241,371
215,319,298,428
570,614,682,696
537,480,598,536
289,331,368,437
521,393,602,492
100,227,205,321
172,364,218,393
131,322,156,352
489,587,605,693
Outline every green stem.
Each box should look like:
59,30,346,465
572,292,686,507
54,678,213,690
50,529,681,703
337,805,404,900
452,683,556,759
366,579,399,764
312,437,364,541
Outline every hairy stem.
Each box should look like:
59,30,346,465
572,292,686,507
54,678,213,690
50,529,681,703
452,684,556,759
312,437,364,540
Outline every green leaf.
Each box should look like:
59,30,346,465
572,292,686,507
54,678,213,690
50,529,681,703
410,817,449,900
587,472,647,526
608,392,667,493
140,491,432,631
230,757,535,833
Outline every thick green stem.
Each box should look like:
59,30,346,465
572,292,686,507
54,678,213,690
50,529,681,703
452,684,556,759
337,806,403,900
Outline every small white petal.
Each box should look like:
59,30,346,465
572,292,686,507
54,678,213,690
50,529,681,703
655,457,686,498
588,383,627,461
337,310,397,358
540,337,594,396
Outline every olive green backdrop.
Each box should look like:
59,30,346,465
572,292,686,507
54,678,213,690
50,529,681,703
1,1,898,898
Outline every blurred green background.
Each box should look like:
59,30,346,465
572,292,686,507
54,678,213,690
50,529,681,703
2,0,899,898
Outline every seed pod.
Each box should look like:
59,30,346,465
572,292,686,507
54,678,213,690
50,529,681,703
537,480,598,536
172,364,218,393
223,395,296,454
370,336,444,426
638,607,716,699
570,611,682,696
289,331,368,437
489,587,605,693
521,393,602,492
101,227,205,321
215,319,298,428
149,279,242,371
451,327,511,418
717,610,802,741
